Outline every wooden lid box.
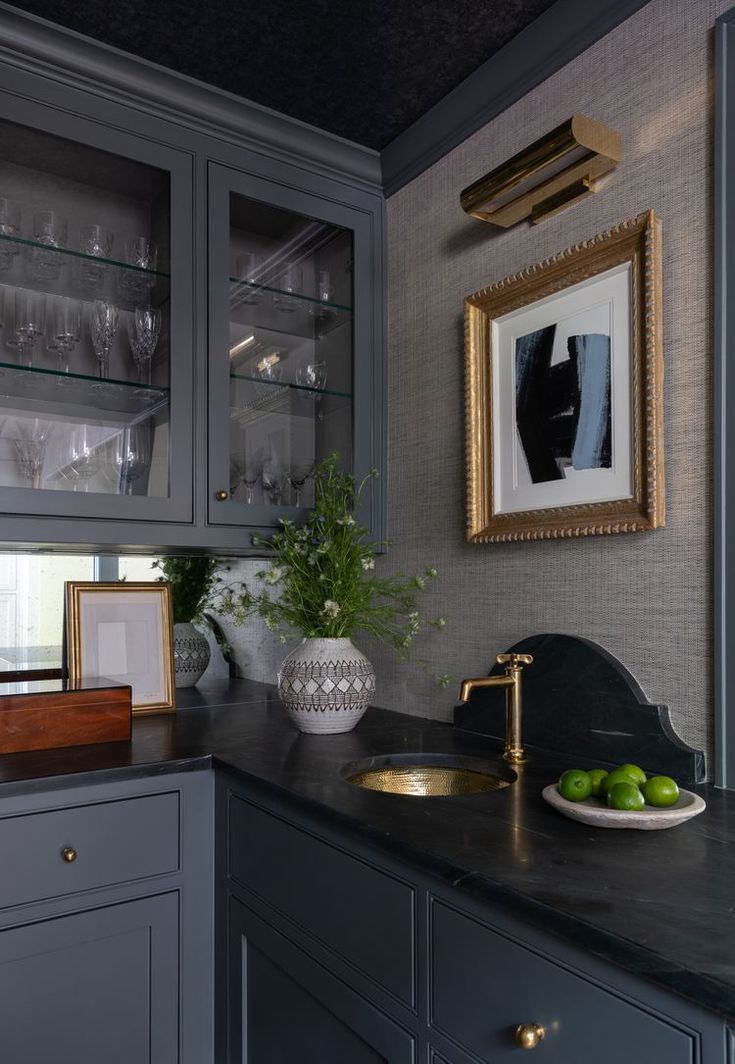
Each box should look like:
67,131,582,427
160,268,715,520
0,677,132,755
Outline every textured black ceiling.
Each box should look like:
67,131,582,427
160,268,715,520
8,0,558,150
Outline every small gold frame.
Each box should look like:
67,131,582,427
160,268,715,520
65,581,176,714
465,209,664,543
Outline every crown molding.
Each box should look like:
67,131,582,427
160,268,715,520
381,0,652,197
0,2,382,193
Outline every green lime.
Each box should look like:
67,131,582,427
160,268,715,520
642,775,679,807
587,768,609,796
558,769,592,803
607,781,645,811
599,768,638,798
618,763,647,786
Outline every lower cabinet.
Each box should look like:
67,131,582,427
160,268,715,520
228,897,415,1063
220,775,728,1064
0,893,179,1064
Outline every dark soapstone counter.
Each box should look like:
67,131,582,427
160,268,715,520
0,678,731,1022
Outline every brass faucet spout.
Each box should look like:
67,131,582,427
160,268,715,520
457,653,534,764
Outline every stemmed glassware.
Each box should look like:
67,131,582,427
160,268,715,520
261,455,287,506
109,421,152,495
7,289,46,367
231,454,261,504
89,300,119,380
273,262,301,312
67,424,101,491
27,210,67,281
126,305,161,386
46,296,82,377
120,237,158,299
295,361,328,391
11,417,52,489
287,461,314,507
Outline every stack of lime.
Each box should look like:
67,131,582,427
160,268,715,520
557,764,680,811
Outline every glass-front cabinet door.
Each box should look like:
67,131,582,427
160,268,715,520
208,163,380,534
0,101,193,524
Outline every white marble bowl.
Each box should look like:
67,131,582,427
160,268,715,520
542,784,706,830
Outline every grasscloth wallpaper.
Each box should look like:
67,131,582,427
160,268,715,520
223,0,723,774
368,0,724,769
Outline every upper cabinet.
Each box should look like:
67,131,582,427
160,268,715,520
0,11,384,553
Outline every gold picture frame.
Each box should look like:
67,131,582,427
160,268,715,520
65,582,176,714
465,209,664,543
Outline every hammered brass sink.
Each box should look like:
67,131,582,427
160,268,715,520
341,753,516,797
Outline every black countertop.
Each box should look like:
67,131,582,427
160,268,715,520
0,678,731,1021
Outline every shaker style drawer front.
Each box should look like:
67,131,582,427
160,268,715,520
228,795,416,1007
0,791,180,910
430,902,697,1063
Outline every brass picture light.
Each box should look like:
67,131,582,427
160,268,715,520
460,114,622,228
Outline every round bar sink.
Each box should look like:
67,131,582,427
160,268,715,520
341,753,516,797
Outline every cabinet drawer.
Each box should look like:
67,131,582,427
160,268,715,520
228,794,415,1007
0,791,179,910
430,901,698,1063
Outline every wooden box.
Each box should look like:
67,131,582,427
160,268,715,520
0,677,132,754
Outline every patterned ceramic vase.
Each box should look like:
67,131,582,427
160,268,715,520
277,637,376,734
173,622,211,688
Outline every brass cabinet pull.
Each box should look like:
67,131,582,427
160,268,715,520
515,1023,545,1049
61,847,77,863
215,490,229,501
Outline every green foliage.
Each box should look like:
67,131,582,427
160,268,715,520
152,556,224,625
219,455,448,685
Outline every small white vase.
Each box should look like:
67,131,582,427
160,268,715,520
277,637,376,734
173,621,211,688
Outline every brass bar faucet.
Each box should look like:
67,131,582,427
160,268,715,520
458,653,534,764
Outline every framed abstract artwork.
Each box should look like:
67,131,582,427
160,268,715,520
65,581,175,714
464,209,664,542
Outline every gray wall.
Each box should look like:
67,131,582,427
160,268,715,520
369,0,723,766
223,0,722,772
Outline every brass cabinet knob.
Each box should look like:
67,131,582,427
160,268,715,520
215,490,229,501
61,847,77,863
515,1023,545,1049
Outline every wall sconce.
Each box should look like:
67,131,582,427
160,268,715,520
460,114,622,228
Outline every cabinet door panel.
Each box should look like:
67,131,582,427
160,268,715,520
229,897,414,1064
0,893,178,1064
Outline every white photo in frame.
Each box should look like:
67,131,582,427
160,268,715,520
65,582,175,714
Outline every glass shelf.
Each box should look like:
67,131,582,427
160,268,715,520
0,233,169,311
230,373,351,427
229,279,351,340
0,361,169,419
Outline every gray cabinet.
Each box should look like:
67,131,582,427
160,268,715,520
220,775,727,1064
228,897,415,1064
0,770,213,1064
0,893,179,1064
0,10,385,551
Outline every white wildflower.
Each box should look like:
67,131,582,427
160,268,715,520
361,557,375,571
321,599,341,618
337,514,356,526
264,567,282,585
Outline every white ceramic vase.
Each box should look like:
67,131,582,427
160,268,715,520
173,621,211,688
277,637,376,734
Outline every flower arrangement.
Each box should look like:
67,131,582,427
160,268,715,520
152,556,224,625
219,454,448,684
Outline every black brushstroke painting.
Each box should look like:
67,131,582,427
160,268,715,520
515,325,611,484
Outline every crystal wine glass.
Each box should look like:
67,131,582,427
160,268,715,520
120,236,158,298
261,456,287,506
287,460,314,507
46,296,82,377
109,422,152,495
126,305,161,385
89,300,119,380
295,361,328,391
11,417,52,489
231,454,261,504
67,424,101,491
8,289,46,368
27,210,67,281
